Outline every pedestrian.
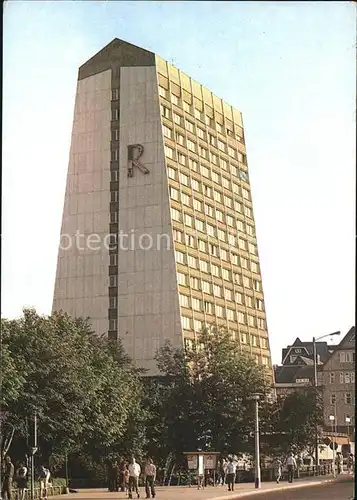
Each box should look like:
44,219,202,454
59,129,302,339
16,462,28,500
336,452,343,475
274,458,282,484
347,453,354,474
220,458,227,486
225,457,237,492
123,462,130,495
38,465,51,500
128,457,141,499
144,458,156,499
1,455,14,500
118,459,126,492
285,451,296,483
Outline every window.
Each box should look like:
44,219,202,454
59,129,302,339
207,224,215,237
193,199,202,211
253,280,261,291
187,139,196,152
173,113,182,126
243,276,251,288
109,296,117,308
237,220,244,232
177,272,187,285
240,170,249,182
261,338,268,349
180,172,189,186
189,158,198,172
160,104,170,118
234,200,242,213
222,269,231,281
242,188,250,200
163,125,173,138
184,214,193,227
109,275,118,287
202,280,211,293
111,129,119,141
177,153,186,165
210,151,218,164
180,294,190,308
194,320,203,332
244,206,252,218
218,139,225,151
226,215,234,227
240,332,247,344
194,108,202,120
111,150,119,161
248,315,256,327
200,260,209,273
111,109,119,121
340,352,355,363
165,145,174,159
330,394,336,405
109,254,118,266
211,264,220,277
228,146,236,158
167,166,177,179
231,165,239,178
171,93,179,105
185,234,195,247
197,127,205,139
251,334,258,346
182,316,191,330
192,298,202,311
190,277,200,289
159,86,168,98
228,234,236,246
204,301,214,314
176,133,185,146
110,211,119,224
232,182,240,195
246,296,253,307
199,146,207,158
216,305,225,317
205,204,214,217
109,319,117,331
182,193,190,206
224,196,233,208
329,372,335,384
220,157,228,171
220,248,228,260
248,243,257,255
345,393,352,405
256,299,264,310
209,244,219,257
213,284,222,297
111,191,119,202
201,165,210,178
222,176,230,189
235,292,243,304
173,229,183,242
111,170,119,182
111,89,119,101
171,208,181,221
251,261,259,273
214,190,222,203
198,239,206,252
227,309,235,321
246,224,254,236
192,179,200,192
340,372,345,384
175,251,185,264
238,312,246,324
241,257,248,269
225,289,233,301
185,119,194,132
169,187,179,200
203,185,212,197
231,253,239,265
195,219,204,232
212,171,220,183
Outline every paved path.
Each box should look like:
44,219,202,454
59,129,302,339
52,474,353,500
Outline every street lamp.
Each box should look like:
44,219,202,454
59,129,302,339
329,415,336,478
251,393,261,489
346,417,351,448
312,331,340,473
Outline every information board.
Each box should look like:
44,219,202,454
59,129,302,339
187,454,198,470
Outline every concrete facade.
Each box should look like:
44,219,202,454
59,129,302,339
53,39,274,376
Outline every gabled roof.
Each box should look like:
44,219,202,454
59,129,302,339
321,327,355,369
274,364,314,384
282,339,332,365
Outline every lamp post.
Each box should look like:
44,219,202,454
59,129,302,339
346,417,351,449
312,331,340,473
30,410,38,500
329,415,336,478
251,393,261,489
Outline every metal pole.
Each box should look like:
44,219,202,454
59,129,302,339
31,411,38,500
254,397,261,489
332,418,336,478
312,337,319,475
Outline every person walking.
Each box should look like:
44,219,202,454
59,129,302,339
1,456,14,500
347,453,354,474
144,458,156,499
219,458,227,486
39,465,51,500
16,462,28,500
274,458,282,484
225,457,237,492
285,452,297,483
128,457,141,499
336,452,343,475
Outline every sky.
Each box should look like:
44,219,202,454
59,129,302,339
2,1,356,364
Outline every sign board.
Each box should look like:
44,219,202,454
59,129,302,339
295,378,310,384
204,454,215,469
187,454,197,470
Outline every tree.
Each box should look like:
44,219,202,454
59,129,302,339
150,326,272,464
1,309,144,464
260,386,324,458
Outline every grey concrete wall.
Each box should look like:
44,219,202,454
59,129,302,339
52,70,112,336
117,66,182,374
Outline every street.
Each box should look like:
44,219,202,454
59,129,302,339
239,477,354,500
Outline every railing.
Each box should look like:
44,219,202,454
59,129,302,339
11,485,65,499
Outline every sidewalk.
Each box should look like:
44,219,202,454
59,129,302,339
53,474,344,500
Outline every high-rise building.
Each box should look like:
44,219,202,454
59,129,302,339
53,38,273,375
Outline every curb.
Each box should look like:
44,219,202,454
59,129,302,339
207,478,338,499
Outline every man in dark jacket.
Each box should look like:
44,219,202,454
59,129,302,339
1,455,14,500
